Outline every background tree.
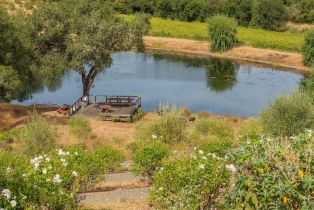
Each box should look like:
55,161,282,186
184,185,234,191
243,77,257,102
31,0,151,97
250,0,288,31
0,9,35,101
208,15,239,52
302,28,314,67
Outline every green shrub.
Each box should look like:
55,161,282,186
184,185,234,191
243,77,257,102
301,70,314,102
19,113,58,156
150,149,231,209
134,113,187,144
302,28,314,66
261,91,314,136
194,118,233,139
208,15,238,52
250,0,288,31
94,145,125,172
0,128,20,143
132,108,145,122
225,132,314,209
132,141,170,178
68,116,91,139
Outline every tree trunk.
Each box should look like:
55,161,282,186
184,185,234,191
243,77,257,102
81,66,97,97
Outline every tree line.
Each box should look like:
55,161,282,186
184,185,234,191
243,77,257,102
111,0,313,30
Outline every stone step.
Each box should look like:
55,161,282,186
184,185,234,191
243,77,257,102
78,187,151,210
95,172,149,191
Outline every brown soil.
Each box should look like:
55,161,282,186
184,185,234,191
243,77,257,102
144,36,310,73
0,103,58,130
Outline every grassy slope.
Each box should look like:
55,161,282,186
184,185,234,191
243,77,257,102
124,16,304,52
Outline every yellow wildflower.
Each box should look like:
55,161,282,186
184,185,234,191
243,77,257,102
283,196,288,204
298,170,304,178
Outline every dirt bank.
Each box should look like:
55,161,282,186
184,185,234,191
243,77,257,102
144,36,310,73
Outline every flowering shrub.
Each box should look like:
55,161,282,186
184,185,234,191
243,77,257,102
149,149,231,209
224,131,314,209
132,141,170,179
0,146,124,209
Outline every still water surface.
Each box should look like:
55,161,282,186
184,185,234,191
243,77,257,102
14,52,304,116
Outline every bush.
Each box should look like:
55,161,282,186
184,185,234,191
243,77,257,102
302,28,314,66
194,118,233,138
19,113,58,156
132,141,170,178
93,145,125,172
68,116,91,139
0,145,124,209
134,112,187,144
301,70,314,102
261,91,314,137
224,132,314,209
250,0,288,31
149,149,231,209
208,15,238,52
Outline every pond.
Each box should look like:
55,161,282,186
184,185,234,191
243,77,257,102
12,52,304,116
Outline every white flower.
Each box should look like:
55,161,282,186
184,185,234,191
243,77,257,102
6,167,11,173
42,169,47,174
22,174,26,177
61,158,66,163
246,140,251,144
199,164,205,169
66,152,70,155
198,150,204,155
72,171,78,177
1,189,11,199
152,134,157,139
158,187,164,191
58,149,66,156
202,156,207,160
226,164,237,173
74,152,79,156
46,178,51,182
53,174,62,183
10,200,17,207
62,162,68,167
34,162,39,170
0,208,4,210
38,155,43,160
160,167,164,171
193,147,196,151
307,129,313,137
45,157,50,162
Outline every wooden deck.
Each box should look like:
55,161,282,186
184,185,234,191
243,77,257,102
75,95,141,122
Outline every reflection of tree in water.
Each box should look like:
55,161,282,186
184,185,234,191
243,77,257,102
0,70,64,102
153,52,239,93
206,59,239,93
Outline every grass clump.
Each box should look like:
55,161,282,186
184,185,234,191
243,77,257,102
134,112,187,144
261,91,314,137
208,15,238,52
194,118,233,139
19,113,57,156
238,118,263,137
68,116,91,139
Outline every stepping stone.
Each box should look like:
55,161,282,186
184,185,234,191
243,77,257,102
78,187,151,209
95,172,149,191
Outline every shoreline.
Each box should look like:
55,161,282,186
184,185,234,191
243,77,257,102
144,36,310,74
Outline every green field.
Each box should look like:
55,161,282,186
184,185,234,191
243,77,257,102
123,16,304,52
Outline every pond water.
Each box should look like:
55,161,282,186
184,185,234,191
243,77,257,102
12,52,304,116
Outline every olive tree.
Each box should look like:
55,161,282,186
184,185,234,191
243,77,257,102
31,0,150,97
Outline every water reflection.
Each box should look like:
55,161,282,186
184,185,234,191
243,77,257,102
206,59,238,93
9,52,303,116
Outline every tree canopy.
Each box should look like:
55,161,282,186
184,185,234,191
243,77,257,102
31,0,151,96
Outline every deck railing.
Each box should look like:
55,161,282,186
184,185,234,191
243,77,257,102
69,96,90,115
